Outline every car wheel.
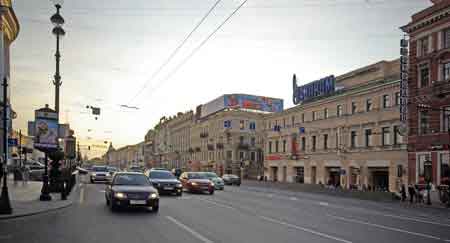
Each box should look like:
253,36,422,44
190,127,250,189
106,197,110,206
176,191,182,197
110,198,117,211
209,190,214,195
90,178,94,184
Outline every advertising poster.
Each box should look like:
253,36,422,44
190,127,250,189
34,118,59,150
224,94,283,113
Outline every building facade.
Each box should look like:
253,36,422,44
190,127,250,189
402,0,450,187
265,59,408,192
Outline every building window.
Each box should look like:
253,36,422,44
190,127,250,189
440,153,450,185
283,118,286,128
250,151,256,161
419,63,430,88
291,116,295,126
365,129,372,147
417,154,431,180
323,134,328,150
249,121,256,130
311,136,316,151
335,132,339,149
350,131,357,148
420,36,429,55
239,136,244,144
312,111,317,121
382,95,390,108
419,110,430,135
393,126,403,145
268,121,272,130
395,92,400,106
268,141,272,154
301,113,305,123
444,28,450,49
442,107,450,132
240,120,245,130
251,137,256,146
275,140,279,153
337,105,343,117
239,151,244,160
301,137,306,151
382,127,390,146
443,62,450,81
282,140,286,153
226,150,232,160
324,108,329,119
366,99,372,112
351,102,357,114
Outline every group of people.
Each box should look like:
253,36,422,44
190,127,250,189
400,184,428,203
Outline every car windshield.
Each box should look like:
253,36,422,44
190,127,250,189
113,174,150,186
203,172,218,179
93,166,108,172
149,171,176,179
188,173,207,179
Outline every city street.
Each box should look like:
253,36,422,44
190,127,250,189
1,176,450,243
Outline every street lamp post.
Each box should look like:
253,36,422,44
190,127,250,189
0,78,11,214
50,0,65,115
424,159,433,205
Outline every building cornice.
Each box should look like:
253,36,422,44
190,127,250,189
401,5,450,34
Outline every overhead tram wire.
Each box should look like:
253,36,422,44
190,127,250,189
127,0,223,104
137,0,249,109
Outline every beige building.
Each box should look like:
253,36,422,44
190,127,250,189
264,59,408,192
104,142,144,169
190,109,266,178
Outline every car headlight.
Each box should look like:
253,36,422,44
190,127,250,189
114,192,127,199
176,183,183,188
191,182,197,186
210,182,215,187
91,173,96,176
149,193,158,199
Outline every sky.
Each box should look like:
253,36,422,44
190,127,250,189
10,0,430,157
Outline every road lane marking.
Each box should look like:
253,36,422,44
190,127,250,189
329,214,448,242
196,198,237,211
260,216,352,243
166,216,214,243
376,213,450,228
289,197,298,201
79,187,85,204
319,201,329,206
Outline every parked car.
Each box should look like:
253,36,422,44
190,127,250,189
222,174,241,186
146,169,182,196
105,172,159,212
26,161,45,181
202,172,225,190
90,165,109,183
179,172,214,195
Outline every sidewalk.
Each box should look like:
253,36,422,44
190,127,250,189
0,177,74,220
242,180,448,208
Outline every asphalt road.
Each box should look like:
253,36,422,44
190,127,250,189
1,176,450,243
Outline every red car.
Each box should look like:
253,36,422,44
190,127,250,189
179,172,215,195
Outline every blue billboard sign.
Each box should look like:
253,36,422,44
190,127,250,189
224,94,283,113
293,74,336,105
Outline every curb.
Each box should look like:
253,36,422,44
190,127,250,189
0,200,73,220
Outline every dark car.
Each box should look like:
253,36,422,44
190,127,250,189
90,166,109,183
146,169,183,196
222,174,241,186
105,172,159,212
179,172,214,195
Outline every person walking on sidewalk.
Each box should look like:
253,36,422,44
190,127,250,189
408,184,415,203
400,184,407,202
22,163,30,185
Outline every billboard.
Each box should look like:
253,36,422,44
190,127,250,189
224,94,283,113
34,118,59,150
293,74,335,105
200,94,283,118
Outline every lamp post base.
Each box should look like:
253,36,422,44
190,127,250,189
0,184,12,214
39,175,52,201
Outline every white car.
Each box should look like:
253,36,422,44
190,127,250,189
90,166,109,183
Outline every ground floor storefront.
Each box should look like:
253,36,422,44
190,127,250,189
264,151,408,192
408,150,450,186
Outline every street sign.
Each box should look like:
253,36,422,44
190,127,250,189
8,138,17,147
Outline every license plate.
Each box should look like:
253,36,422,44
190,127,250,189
129,200,146,205
164,187,174,190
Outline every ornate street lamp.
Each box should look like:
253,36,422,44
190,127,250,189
50,0,65,115
424,159,433,205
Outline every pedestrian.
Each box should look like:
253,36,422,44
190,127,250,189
22,163,29,185
408,184,415,203
400,184,407,202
